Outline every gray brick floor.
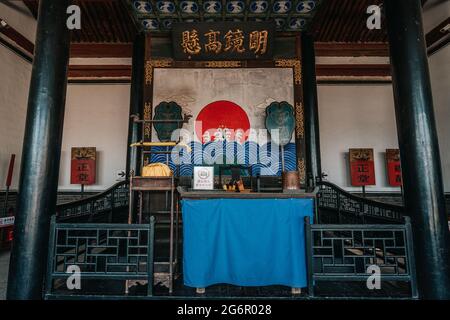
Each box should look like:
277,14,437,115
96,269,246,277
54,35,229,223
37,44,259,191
0,251,10,300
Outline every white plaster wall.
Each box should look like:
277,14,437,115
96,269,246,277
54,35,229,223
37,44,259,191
422,0,450,33
0,1,36,190
0,46,30,190
58,84,130,191
318,50,450,193
423,0,450,192
315,1,450,192
0,1,37,42
429,46,450,191
317,84,400,192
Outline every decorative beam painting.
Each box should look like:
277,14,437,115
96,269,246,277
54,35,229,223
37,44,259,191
128,0,323,34
65,63,392,82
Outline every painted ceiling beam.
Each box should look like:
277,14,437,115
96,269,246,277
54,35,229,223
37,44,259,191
315,42,389,57
65,63,391,79
3,15,446,60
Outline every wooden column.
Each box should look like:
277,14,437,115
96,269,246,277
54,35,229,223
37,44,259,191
301,33,322,188
126,33,145,177
7,0,71,300
143,34,153,145
385,0,450,299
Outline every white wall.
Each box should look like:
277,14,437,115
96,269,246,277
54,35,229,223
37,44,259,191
429,46,450,191
422,0,450,33
0,1,36,42
0,46,30,190
0,2,36,190
317,84,400,192
0,4,131,192
58,84,130,191
423,0,450,192
316,3,450,193
317,44,450,193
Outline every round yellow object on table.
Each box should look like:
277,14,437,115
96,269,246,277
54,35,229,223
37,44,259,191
141,163,172,177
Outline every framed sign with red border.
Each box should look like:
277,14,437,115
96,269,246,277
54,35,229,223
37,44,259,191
349,148,376,186
71,147,96,185
386,149,402,187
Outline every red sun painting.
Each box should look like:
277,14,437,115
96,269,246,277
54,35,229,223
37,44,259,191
195,100,250,144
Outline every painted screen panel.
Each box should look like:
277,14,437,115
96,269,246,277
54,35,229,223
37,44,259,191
152,68,295,176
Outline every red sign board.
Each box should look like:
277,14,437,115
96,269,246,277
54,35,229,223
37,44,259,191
71,147,96,185
349,148,376,186
386,149,402,187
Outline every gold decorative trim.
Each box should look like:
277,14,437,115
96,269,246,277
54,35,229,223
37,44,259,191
145,59,173,85
275,59,301,85
349,148,374,162
143,102,152,139
204,61,242,68
295,102,304,139
298,158,306,185
145,61,153,85
153,59,173,68
143,102,152,120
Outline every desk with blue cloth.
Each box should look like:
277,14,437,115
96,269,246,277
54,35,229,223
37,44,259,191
178,188,316,292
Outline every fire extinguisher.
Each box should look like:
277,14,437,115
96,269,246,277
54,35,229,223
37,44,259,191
6,225,13,243
1,211,15,249
6,228,13,242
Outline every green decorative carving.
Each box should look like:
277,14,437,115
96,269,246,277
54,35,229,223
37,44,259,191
153,101,183,142
265,101,295,146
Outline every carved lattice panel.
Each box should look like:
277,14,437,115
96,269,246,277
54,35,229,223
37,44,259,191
311,227,409,276
317,182,404,223
53,227,150,275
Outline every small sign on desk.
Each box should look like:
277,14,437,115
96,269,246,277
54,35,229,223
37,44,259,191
193,166,214,190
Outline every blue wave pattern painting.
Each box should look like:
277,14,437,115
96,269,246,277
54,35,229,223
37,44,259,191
148,141,296,176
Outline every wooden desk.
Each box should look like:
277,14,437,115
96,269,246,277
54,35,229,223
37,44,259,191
178,188,318,293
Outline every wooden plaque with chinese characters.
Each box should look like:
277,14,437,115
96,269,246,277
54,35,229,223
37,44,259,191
172,21,275,61
386,149,402,187
71,147,96,185
349,148,376,186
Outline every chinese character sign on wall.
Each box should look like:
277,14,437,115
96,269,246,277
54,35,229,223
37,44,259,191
349,148,376,186
386,149,402,187
172,22,275,61
71,147,96,185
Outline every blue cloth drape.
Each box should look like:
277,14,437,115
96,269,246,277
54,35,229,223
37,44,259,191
182,198,313,288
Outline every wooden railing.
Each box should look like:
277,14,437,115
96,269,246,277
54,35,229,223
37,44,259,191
305,216,418,299
56,180,129,222
317,181,405,224
45,215,155,299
